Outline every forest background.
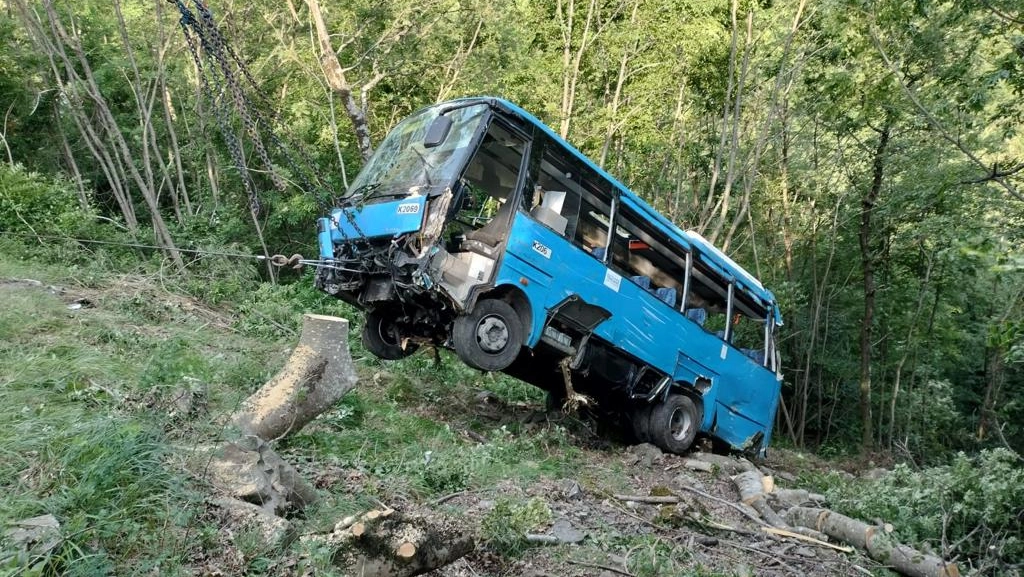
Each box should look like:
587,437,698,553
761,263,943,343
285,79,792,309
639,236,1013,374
1,0,1022,494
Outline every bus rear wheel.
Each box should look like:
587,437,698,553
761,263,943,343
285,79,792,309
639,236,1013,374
362,310,418,360
453,299,523,371
649,394,701,454
630,404,655,443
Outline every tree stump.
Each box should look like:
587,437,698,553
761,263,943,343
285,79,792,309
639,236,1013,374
304,509,474,577
233,314,358,441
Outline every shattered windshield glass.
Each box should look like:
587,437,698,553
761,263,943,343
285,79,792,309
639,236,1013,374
344,103,489,204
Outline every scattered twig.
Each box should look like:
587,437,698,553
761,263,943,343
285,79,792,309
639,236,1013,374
762,526,854,553
676,485,769,527
566,559,633,576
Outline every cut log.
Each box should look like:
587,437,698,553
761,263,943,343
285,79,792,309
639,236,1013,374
681,458,714,473
769,488,826,509
314,510,474,577
733,471,766,504
233,314,359,441
787,507,959,577
732,471,790,529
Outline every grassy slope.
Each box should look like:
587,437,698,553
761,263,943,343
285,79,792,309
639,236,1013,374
0,257,690,576
7,255,948,577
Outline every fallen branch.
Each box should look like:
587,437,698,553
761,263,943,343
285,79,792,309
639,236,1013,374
762,526,852,553
566,559,633,576
613,494,681,504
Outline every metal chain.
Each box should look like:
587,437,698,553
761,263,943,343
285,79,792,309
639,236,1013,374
168,0,338,216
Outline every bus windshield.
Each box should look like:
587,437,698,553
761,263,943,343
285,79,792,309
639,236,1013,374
343,103,489,203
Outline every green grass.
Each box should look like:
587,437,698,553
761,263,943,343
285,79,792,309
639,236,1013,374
0,255,595,575
0,259,285,575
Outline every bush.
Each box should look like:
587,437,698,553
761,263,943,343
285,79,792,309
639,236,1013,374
480,497,552,556
820,449,1024,574
0,163,143,269
0,163,83,233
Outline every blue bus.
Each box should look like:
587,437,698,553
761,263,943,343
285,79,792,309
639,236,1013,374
315,97,783,456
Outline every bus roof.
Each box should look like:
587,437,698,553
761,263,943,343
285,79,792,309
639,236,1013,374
438,96,781,324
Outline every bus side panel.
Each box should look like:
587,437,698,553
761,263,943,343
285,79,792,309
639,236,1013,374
501,213,697,382
502,213,681,360
713,355,782,451
712,402,769,451
492,252,552,346
673,351,719,431
497,213,617,346
716,352,780,428
498,212,782,453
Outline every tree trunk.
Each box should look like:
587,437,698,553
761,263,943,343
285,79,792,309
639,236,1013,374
858,121,891,451
557,0,598,140
787,507,959,577
305,0,374,162
598,0,640,168
233,314,359,441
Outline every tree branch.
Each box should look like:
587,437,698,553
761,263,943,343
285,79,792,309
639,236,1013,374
870,28,1024,203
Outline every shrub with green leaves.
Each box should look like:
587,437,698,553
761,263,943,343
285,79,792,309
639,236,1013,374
819,449,1023,573
480,497,552,556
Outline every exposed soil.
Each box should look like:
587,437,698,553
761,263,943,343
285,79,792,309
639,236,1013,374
401,387,883,577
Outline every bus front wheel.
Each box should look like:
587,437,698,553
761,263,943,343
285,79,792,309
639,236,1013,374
453,299,524,371
362,310,418,360
650,394,701,454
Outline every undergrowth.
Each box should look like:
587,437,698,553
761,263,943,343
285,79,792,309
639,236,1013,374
802,449,1024,575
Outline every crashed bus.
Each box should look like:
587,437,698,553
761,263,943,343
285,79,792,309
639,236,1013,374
315,97,783,456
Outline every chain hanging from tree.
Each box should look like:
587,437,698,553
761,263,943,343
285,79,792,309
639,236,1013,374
168,0,337,216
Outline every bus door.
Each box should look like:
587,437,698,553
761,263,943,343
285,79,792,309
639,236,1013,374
435,119,528,306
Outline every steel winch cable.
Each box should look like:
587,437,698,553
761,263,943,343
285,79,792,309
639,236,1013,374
0,231,366,272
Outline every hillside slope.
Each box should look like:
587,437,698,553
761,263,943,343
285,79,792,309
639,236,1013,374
0,259,954,577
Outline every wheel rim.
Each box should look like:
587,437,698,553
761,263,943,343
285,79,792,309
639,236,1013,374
376,317,400,346
669,407,693,441
475,314,509,353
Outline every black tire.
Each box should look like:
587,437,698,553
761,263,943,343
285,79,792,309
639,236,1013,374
630,404,655,443
362,310,418,360
453,299,524,371
649,393,702,454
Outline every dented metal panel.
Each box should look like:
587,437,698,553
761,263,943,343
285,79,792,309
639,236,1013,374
329,195,427,240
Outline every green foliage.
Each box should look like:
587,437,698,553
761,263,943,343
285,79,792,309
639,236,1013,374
0,164,85,235
480,497,552,556
807,449,1024,572
0,257,288,574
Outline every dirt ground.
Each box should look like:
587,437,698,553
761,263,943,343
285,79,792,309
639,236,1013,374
410,392,884,577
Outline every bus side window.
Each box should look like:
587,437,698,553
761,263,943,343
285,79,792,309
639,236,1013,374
455,122,526,245
532,143,614,259
614,205,686,307
535,150,581,237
